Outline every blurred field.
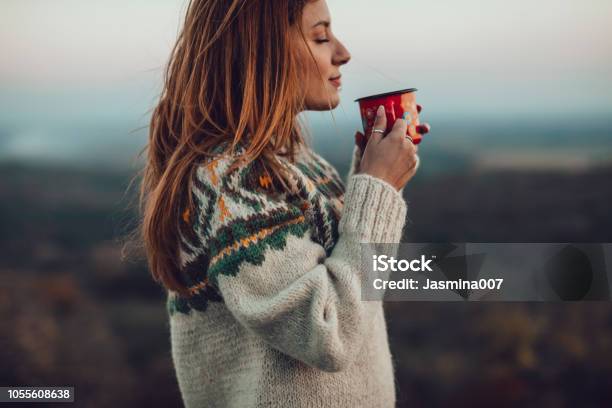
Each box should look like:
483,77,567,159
1,156,612,407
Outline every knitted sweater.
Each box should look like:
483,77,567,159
166,140,408,408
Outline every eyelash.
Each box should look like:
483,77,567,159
315,39,330,44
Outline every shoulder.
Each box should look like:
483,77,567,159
174,141,321,314
191,144,294,213
187,147,310,272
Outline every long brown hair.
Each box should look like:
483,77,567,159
123,0,327,297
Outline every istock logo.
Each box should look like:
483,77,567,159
372,255,436,272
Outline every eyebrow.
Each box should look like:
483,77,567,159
311,20,330,29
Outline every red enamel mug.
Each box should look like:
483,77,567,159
355,88,423,144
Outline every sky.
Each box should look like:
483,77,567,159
0,0,611,166
1,0,611,114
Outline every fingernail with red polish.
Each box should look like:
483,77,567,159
416,124,430,134
417,104,423,113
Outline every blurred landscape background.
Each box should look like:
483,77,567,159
1,0,611,406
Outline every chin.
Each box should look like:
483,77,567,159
306,94,341,111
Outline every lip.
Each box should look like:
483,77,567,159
329,75,342,88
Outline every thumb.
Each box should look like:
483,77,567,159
369,105,387,144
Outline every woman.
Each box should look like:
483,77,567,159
138,0,428,406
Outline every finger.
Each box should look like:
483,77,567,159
404,131,419,153
390,118,408,140
417,104,423,114
406,138,418,155
369,105,387,143
416,124,430,135
407,123,422,144
406,139,419,153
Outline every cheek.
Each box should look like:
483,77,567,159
304,48,331,83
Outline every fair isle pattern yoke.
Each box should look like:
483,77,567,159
168,143,347,316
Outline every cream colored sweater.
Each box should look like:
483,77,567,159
166,141,408,407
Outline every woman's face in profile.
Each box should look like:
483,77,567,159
298,0,351,111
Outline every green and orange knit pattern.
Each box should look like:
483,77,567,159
168,143,347,315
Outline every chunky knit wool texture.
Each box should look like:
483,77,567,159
167,141,408,408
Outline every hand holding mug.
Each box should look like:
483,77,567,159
358,105,421,191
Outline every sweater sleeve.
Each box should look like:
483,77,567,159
192,156,407,373
346,144,362,180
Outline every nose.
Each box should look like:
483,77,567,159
333,39,351,66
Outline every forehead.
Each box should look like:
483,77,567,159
302,0,331,28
